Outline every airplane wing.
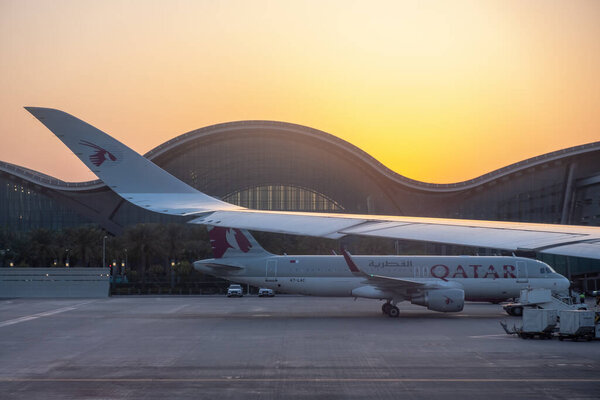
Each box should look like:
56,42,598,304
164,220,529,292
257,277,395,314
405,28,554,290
341,249,448,292
25,107,600,260
189,210,600,259
353,273,454,296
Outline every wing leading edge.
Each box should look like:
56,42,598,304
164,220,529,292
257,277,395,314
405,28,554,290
26,107,600,260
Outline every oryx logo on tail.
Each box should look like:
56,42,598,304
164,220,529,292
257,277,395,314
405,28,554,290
79,140,117,166
209,227,253,258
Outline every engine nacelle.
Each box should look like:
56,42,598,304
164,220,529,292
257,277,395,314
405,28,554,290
411,289,465,312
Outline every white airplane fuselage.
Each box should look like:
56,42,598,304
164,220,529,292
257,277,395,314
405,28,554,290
194,255,569,302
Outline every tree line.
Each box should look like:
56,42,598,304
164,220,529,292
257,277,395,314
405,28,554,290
0,224,210,283
1,222,464,286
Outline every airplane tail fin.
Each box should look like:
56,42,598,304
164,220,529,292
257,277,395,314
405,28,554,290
208,226,272,259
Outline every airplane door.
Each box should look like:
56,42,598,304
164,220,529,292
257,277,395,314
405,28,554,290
266,259,277,282
516,260,528,283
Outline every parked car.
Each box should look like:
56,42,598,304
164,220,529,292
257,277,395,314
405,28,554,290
227,284,243,297
258,288,275,297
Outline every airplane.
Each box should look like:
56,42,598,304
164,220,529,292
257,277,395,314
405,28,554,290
24,107,600,262
197,226,570,317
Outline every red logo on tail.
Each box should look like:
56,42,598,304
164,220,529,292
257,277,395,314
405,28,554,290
79,140,117,166
209,227,252,258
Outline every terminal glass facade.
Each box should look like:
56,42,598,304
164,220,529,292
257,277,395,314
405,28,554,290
0,178,92,232
155,132,390,214
1,121,598,285
223,185,344,212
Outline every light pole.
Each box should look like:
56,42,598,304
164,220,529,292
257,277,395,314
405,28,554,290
65,248,70,267
102,236,107,269
170,260,176,289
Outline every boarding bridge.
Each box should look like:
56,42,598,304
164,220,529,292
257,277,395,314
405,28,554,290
0,268,110,298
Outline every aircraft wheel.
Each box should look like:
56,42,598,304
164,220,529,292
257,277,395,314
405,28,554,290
388,306,400,318
382,303,392,315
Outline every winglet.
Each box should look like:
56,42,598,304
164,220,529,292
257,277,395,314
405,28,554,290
25,107,239,215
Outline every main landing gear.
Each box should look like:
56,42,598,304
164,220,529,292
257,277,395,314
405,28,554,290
381,301,399,318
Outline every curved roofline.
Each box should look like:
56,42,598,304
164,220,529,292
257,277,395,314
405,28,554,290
143,120,600,192
2,120,599,193
0,160,105,191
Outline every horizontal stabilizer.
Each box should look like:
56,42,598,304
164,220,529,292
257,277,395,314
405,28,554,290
198,262,244,270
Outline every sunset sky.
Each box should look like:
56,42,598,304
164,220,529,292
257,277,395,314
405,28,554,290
1,0,598,183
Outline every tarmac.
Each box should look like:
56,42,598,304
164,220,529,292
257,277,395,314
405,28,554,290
0,296,598,399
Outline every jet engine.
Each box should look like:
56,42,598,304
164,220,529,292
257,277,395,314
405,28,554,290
411,289,465,312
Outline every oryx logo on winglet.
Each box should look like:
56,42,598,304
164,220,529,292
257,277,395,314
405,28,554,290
79,140,117,166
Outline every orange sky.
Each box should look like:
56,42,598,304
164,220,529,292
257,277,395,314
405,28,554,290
1,0,599,183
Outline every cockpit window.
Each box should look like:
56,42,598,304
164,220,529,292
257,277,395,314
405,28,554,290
540,267,545,274
545,267,552,274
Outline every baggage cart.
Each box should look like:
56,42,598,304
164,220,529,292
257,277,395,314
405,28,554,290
519,308,557,339
558,310,595,341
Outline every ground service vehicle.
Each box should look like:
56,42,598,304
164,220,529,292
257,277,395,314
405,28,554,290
227,284,243,297
258,288,275,297
503,288,587,316
558,310,595,341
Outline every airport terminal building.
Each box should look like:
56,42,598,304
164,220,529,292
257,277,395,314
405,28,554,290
1,120,599,280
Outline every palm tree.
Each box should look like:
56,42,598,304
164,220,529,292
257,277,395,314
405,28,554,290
0,227,21,267
179,224,211,262
163,223,184,278
64,226,105,267
124,223,167,288
28,228,59,267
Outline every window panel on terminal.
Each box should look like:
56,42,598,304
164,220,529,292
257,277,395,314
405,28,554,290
223,184,344,212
